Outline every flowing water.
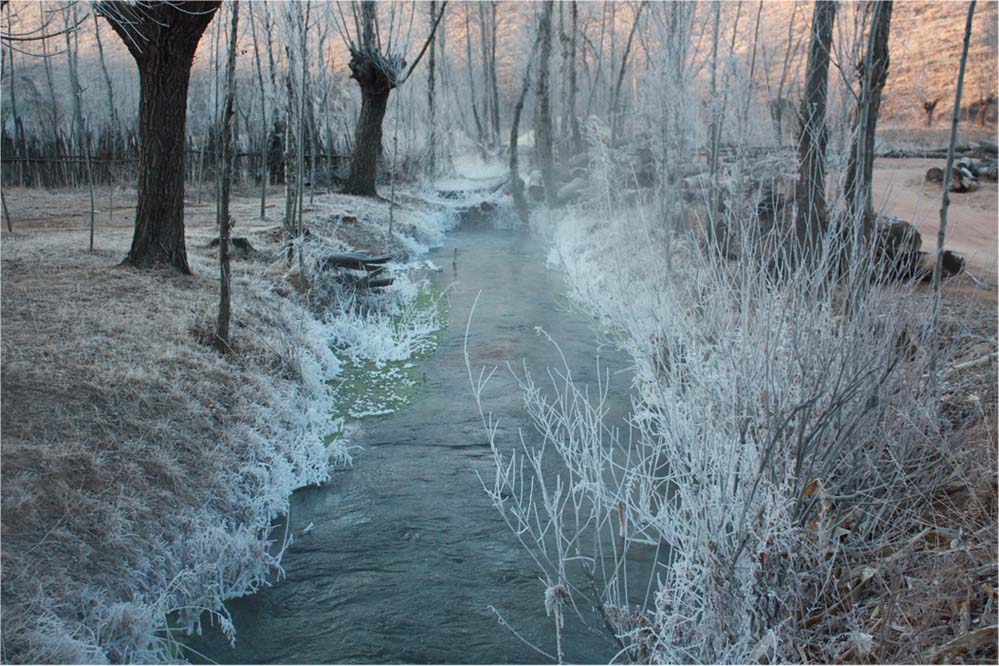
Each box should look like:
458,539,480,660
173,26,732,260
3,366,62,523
192,203,640,664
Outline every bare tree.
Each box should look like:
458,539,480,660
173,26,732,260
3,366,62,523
511,27,544,223
215,0,239,353
609,1,645,144
248,4,268,219
567,1,581,155
930,0,977,382
795,0,837,255
844,1,893,242
341,1,448,196
922,97,940,127
463,3,486,156
536,1,555,207
98,1,221,273
427,1,437,176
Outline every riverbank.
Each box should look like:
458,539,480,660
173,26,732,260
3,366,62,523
538,170,997,662
0,186,454,663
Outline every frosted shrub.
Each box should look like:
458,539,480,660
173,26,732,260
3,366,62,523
1,237,348,663
475,186,953,662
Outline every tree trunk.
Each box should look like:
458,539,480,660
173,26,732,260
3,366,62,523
464,3,486,156
216,1,239,353
844,1,893,244
489,2,501,143
284,53,298,235
100,1,220,273
343,57,392,196
610,1,645,144
568,1,581,155
130,53,196,270
929,0,976,384
249,4,268,219
536,1,556,207
478,3,494,147
428,1,437,177
511,30,543,223
795,0,836,256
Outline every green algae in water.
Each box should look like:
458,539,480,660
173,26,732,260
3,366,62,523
328,286,447,432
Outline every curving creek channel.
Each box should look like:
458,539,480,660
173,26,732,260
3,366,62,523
191,188,643,664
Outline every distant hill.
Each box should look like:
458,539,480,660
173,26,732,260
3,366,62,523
885,0,998,125
753,0,997,128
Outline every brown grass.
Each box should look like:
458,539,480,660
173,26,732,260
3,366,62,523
0,189,416,662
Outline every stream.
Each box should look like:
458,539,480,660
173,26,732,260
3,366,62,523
192,202,637,664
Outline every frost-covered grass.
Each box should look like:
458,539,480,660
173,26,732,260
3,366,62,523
0,190,457,664
476,179,996,663
328,284,448,423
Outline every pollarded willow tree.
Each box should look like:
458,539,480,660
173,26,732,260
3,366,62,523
97,1,220,273
339,0,448,197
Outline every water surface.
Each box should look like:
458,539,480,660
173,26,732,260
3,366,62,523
192,212,637,664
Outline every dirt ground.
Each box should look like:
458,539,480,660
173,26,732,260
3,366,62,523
873,157,999,286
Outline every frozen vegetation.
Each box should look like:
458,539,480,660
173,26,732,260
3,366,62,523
472,157,997,663
0,195,456,663
1,0,996,663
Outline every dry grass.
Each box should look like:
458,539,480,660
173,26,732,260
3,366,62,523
0,187,449,662
791,293,998,664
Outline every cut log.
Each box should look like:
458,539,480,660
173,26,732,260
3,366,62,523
342,273,394,290
319,253,392,271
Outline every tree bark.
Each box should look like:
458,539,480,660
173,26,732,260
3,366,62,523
795,0,836,256
489,2,501,143
844,1,893,244
478,3,494,147
929,0,976,384
511,29,543,223
342,0,447,196
428,1,437,177
249,4,268,219
536,1,556,207
343,56,392,196
464,3,486,156
215,1,239,353
568,1,581,155
100,1,220,273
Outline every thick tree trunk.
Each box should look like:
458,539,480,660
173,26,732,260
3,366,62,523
100,1,220,273
795,0,836,255
129,52,197,271
343,59,392,197
845,1,893,243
